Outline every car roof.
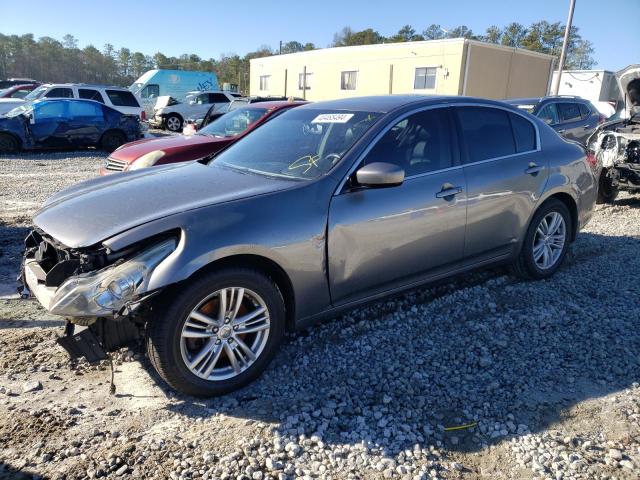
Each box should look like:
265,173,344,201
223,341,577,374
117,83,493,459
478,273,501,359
505,97,543,105
39,83,130,90
298,95,520,113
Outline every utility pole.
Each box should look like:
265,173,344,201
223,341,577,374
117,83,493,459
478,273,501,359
552,0,576,95
279,41,282,55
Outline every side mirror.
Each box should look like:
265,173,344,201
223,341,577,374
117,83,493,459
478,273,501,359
355,162,404,188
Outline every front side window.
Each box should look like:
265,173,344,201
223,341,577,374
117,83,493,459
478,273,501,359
34,102,67,120
259,75,270,91
78,89,105,103
199,107,267,138
537,103,558,125
341,71,358,90
414,67,437,90
212,109,381,180
67,101,103,119
364,108,452,176
557,102,582,123
298,72,312,90
195,93,209,104
141,84,159,99
456,107,516,162
44,87,73,98
106,90,139,107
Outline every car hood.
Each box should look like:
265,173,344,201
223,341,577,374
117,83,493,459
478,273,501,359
110,134,223,163
34,161,295,249
616,64,640,114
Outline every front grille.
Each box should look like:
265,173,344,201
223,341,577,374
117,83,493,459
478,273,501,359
104,157,128,172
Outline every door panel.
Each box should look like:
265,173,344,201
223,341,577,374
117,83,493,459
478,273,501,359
328,107,466,304
456,106,548,258
328,169,467,303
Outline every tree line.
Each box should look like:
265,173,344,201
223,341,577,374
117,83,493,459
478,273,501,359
0,21,595,94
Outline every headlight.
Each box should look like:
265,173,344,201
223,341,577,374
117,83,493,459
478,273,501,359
129,150,165,171
49,239,176,317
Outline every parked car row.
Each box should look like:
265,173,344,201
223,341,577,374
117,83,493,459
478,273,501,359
19,94,599,397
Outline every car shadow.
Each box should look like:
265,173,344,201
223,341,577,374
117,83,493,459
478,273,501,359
165,232,640,460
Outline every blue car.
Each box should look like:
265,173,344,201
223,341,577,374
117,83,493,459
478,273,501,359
0,99,142,153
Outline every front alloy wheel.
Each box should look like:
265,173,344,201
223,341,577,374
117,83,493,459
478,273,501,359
147,268,285,397
180,287,270,381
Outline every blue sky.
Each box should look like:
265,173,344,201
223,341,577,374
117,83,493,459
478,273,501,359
1,0,637,70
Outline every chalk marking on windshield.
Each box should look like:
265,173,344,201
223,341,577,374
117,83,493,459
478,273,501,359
288,154,321,174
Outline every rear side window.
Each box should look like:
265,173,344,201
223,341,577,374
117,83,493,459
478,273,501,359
457,107,516,162
557,102,582,122
78,89,105,103
44,87,73,98
509,113,536,153
106,89,140,107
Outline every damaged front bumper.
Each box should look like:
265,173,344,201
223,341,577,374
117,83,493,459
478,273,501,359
19,229,176,360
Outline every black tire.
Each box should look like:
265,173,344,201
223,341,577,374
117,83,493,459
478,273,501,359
510,198,572,280
164,113,183,132
146,268,285,397
100,131,126,152
0,133,19,153
596,168,619,204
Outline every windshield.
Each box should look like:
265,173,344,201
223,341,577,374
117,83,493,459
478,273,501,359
199,107,268,138
130,82,143,94
24,85,48,101
211,108,381,180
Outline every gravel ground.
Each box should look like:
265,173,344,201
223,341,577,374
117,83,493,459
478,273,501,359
0,152,638,480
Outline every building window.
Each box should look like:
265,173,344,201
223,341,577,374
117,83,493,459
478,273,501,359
298,72,312,90
259,75,270,91
414,67,437,90
341,71,358,90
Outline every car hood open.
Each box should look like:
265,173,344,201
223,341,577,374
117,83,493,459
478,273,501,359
34,161,295,249
616,64,640,115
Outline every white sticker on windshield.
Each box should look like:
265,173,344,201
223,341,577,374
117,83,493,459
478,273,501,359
311,113,354,124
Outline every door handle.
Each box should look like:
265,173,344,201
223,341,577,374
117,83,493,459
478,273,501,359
557,129,566,134
525,162,543,175
435,186,463,199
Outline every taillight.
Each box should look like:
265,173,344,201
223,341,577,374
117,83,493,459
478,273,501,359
586,151,597,168
140,110,146,121
598,114,606,124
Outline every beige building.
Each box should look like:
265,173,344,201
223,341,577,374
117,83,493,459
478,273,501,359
250,38,555,101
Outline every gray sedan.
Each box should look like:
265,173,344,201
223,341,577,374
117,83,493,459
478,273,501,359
21,95,598,396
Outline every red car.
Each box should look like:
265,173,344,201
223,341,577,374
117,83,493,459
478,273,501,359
101,100,307,175
0,83,40,99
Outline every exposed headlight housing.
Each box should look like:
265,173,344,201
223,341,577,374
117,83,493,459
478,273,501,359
49,239,176,317
129,150,165,171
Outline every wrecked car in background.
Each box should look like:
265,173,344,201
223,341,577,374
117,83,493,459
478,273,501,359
587,65,640,203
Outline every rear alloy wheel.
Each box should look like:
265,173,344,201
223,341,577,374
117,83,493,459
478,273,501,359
0,133,19,153
511,199,572,280
165,114,183,132
147,268,285,397
101,131,126,152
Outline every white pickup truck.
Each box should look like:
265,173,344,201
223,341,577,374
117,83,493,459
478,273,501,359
150,91,242,132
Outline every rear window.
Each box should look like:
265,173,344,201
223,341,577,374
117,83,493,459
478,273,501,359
557,102,582,123
457,107,516,162
509,113,536,153
106,89,140,107
78,89,104,103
